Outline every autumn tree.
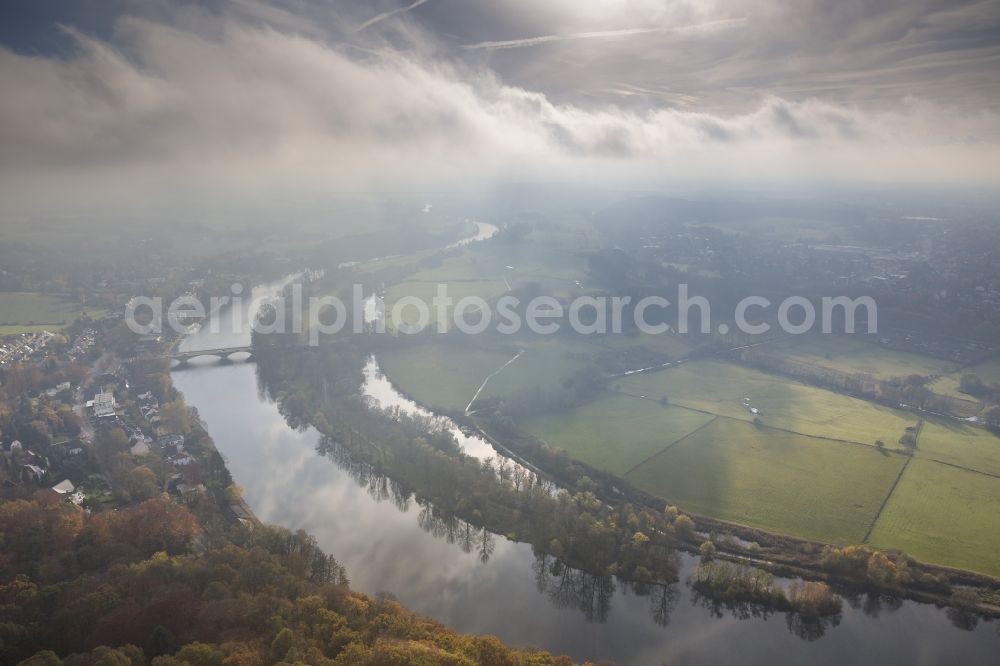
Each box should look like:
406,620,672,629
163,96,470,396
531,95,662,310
160,401,192,436
673,514,695,541
125,466,161,501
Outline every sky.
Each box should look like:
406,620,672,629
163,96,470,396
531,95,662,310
0,0,998,215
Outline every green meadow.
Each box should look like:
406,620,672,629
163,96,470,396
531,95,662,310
521,394,715,476
624,417,907,543
916,419,1000,477
0,292,107,334
377,344,512,412
371,225,1000,577
868,458,1000,577
766,335,957,380
618,360,918,446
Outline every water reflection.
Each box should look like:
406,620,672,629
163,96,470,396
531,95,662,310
416,504,497,564
844,590,904,619
686,589,845,642
173,361,1000,665
361,356,501,461
533,553,617,623
445,221,499,249
947,606,983,633
785,612,843,643
318,434,407,508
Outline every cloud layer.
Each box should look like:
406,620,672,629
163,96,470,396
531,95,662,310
0,2,997,214
413,0,1000,112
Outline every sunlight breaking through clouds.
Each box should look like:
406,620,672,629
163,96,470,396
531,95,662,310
0,1,997,214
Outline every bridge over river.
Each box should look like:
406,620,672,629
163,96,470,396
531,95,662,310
166,346,256,364
165,339,343,364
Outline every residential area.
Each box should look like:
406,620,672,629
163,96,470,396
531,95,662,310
0,305,251,526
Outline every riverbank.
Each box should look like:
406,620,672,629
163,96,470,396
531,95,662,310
170,354,1000,664
353,343,1000,617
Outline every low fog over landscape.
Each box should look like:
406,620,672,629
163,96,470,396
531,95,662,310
1,0,999,215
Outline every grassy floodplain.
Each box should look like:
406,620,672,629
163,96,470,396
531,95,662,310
868,458,1000,577
764,335,958,380
476,338,598,403
380,222,598,329
624,417,907,543
377,344,512,412
521,394,715,475
520,353,1000,575
502,352,918,543
0,292,106,334
378,334,1000,576
916,419,1000,477
379,338,600,412
371,224,1000,577
603,361,1000,575
618,360,918,446
586,331,695,362
383,280,510,329
379,333,692,416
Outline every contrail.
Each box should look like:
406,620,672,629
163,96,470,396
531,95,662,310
461,18,746,50
357,0,430,32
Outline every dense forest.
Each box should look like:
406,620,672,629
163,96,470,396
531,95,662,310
0,494,580,665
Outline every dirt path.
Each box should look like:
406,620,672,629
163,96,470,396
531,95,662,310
465,350,524,414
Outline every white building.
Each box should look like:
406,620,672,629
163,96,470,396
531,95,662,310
92,392,116,419
51,479,75,494
44,381,71,398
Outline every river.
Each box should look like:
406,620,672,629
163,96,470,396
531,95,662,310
171,259,999,664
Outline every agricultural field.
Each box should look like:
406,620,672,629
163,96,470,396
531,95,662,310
521,394,715,476
379,222,598,329
868,458,1000,577
379,333,688,414
506,355,1000,574
475,338,597,403
586,331,695,362
623,417,907,543
383,280,510,329
377,344,512,412
373,265,1000,576
0,292,106,333
761,334,957,380
914,419,1000,477
380,337,602,412
618,360,918,446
